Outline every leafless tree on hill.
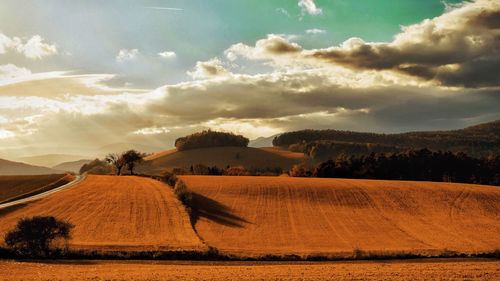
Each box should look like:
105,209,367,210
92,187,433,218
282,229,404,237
105,153,126,175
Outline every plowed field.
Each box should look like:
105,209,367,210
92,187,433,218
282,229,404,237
0,259,498,280
181,176,500,257
0,175,205,252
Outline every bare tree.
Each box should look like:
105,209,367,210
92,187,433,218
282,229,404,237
122,150,143,175
105,153,125,175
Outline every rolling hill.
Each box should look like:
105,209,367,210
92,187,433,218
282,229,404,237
138,146,308,175
273,119,500,158
181,176,500,257
17,154,89,168
52,159,92,173
0,175,206,252
0,158,62,176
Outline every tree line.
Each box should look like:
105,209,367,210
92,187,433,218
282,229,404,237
175,130,249,151
170,164,283,177
273,120,500,158
289,149,500,186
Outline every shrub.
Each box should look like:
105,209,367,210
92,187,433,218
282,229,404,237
175,130,249,151
174,180,192,208
161,172,178,187
4,216,73,257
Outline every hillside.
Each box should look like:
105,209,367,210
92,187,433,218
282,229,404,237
52,159,92,173
138,147,307,175
273,119,500,158
0,158,62,176
0,174,73,203
0,175,206,252
17,154,89,168
181,176,500,257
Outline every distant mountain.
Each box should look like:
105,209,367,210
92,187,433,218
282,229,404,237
96,142,164,156
16,154,90,168
52,159,93,173
249,135,278,148
0,158,62,175
273,120,500,158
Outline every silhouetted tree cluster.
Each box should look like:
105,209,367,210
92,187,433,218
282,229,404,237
175,130,249,151
273,120,500,157
4,216,73,257
290,149,500,186
170,164,282,176
105,150,144,175
296,141,399,161
105,153,126,175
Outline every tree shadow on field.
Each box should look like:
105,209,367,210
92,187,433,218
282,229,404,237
191,193,250,228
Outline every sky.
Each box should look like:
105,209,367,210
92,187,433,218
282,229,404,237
0,0,499,158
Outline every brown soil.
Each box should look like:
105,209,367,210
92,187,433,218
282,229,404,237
0,175,206,252
181,176,500,257
0,259,498,280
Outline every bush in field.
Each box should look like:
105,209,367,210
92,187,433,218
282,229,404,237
175,130,249,151
79,159,113,175
4,216,73,257
174,180,192,208
161,172,178,187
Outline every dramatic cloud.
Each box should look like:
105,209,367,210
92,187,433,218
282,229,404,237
0,33,57,59
158,51,176,59
225,0,500,88
1,66,498,157
187,58,229,79
116,48,140,62
298,0,322,16
305,0,500,87
1,0,498,158
147,70,499,132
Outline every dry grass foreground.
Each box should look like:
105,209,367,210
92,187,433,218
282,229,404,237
139,147,307,175
181,176,500,257
0,175,206,252
0,174,73,203
0,259,498,280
